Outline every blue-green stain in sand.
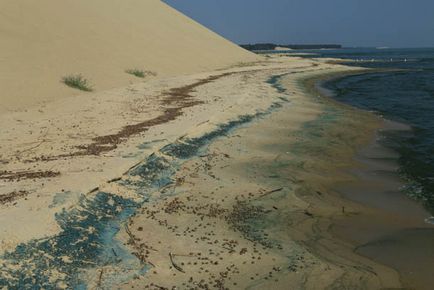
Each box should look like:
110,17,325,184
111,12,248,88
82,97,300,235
161,75,291,161
0,192,141,289
126,153,175,192
161,115,258,159
267,74,288,94
0,73,291,288
290,107,340,160
0,114,270,288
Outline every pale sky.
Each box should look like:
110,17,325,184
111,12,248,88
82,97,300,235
164,0,434,48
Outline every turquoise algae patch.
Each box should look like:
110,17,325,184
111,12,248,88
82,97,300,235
0,192,141,289
0,74,291,289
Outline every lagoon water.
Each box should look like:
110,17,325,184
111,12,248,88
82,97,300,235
310,48,434,216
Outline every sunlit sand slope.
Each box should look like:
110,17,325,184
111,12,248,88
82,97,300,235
0,0,256,112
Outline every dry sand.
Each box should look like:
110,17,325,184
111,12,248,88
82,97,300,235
0,0,257,114
0,55,320,251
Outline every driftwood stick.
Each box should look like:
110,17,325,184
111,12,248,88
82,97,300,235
196,120,209,127
257,187,284,199
108,177,122,183
97,268,104,287
89,187,100,193
169,252,185,273
111,248,118,257
124,224,137,245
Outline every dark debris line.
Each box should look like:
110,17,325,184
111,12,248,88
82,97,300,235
27,72,236,163
0,190,30,204
0,74,290,289
0,170,60,182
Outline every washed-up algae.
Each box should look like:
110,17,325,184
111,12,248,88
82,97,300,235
290,108,341,160
160,73,292,161
226,200,279,249
0,74,291,289
0,192,141,289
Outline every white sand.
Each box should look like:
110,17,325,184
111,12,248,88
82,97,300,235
0,0,257,114
0,54,343,251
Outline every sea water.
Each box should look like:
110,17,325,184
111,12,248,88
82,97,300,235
307,47,434,216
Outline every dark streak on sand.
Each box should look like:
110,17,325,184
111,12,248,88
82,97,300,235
0,190,30,204
0,170,60,181
0,78,288,289
27,72,236,162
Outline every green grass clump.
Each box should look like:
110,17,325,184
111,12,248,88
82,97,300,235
62,74,93,91
125,68,146,78
125,69,157,78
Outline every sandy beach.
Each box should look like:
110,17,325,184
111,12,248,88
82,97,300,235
2,52,432,288
0,56,314,250
1,1,433,289
0,0,257,114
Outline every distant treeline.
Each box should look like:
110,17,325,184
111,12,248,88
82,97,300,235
240,43,342,51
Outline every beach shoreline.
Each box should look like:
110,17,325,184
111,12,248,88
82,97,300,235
0,56,354,288
315,78,434,290
119,65,433,289
0,57,304,251
120,65,422,289
1,55,432,289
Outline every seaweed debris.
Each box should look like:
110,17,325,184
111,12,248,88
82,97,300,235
0,190,30,204
0,192,141,289
161,115,257,159
0,72,290,288
0,170,60,181
226,200,275,248
267,74,289,94
28,73,236,162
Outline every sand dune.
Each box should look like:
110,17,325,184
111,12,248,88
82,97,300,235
0,0,256,113
2,1,423,288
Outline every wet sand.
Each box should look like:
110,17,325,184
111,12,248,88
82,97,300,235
331,120,434,290
313,71,434,290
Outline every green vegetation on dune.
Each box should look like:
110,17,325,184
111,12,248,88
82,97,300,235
61,74,93,92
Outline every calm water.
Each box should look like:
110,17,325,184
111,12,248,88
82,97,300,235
309,48,434,215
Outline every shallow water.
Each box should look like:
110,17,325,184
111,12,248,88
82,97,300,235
309,47,434,215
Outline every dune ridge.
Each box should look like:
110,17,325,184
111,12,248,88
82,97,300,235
0,0,256,113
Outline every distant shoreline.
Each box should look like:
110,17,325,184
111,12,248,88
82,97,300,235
240,43,342,52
